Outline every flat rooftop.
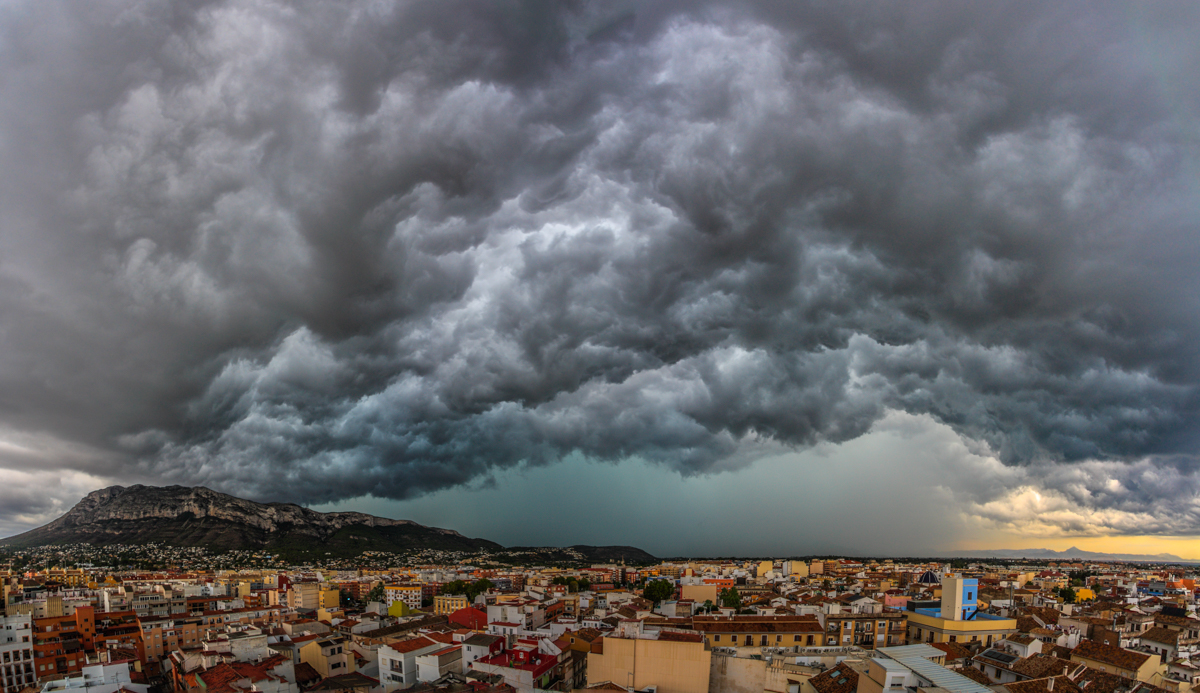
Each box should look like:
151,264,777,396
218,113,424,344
912,608,1009,621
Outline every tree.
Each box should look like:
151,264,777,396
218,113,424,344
718,587,741,609
471,578,495,598
444,578,494,600
643,580,675,604
366,583,385,603
701,599,715,614
577,578,591,592
1059,587,1077,604
821,579,833,592
443,580,470,596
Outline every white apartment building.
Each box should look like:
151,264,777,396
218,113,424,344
0,614,33,693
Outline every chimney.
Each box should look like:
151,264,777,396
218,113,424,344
1048,678,1055,691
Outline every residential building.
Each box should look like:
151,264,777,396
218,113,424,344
139,615,200,663
0,613,34,693
382,586,422,612
693,615,825,649
821,612,907,649
377,637,442,691
433,595,468,616
471,647,562,693
905,576,1017,647
298,635,355,679
460,634,503,668
1069,639,1159,682
93,612,144,664
33,607,96,681
414,645,461,682
861,644,995,693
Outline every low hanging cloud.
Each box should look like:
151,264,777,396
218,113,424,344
1,1,1199,530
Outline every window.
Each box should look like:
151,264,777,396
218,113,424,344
714,635,720,642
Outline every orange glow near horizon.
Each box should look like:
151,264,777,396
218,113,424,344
954,535,1200,560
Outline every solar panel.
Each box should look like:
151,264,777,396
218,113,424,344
982,650,1017,664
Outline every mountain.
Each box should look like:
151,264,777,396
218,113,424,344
0,485,503,559
948,546,1197,563
502,545,658,564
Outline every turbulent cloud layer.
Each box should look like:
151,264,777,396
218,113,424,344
1,1,1199,535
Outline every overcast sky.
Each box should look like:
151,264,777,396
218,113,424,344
1,0,1199,557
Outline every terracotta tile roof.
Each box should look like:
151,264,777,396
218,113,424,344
387,636,437,654
308,672,379,693
1139,627,1181,646
809,662,858,693
1153,614,1200,629
573,628,603,642
957,666,995,685
1019,617,1047,633
198,664,245,693
294,662,321,686
1044,644,1074,660
693,618,822,634
1071,640,1151,672
1013,655,1078,679
1070,666,1169,693
931,642,974,663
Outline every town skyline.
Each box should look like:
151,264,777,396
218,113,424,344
1,3,1200,561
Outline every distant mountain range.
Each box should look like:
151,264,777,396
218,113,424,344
947,547,1197,563
0,485,656,563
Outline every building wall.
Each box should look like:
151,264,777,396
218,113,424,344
587,637,711,693
709,653,765,693
680,585,718,606
940,576,978,621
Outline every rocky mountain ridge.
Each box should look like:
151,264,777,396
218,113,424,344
0,484,495,557
58,485,445,535
0,485,658,564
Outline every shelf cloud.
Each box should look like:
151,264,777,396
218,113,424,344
0,0,1198,537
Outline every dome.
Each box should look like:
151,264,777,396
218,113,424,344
917,570,941,585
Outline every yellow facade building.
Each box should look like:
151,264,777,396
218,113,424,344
434,594,469,615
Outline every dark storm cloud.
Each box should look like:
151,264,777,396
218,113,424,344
1,0,1199,528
